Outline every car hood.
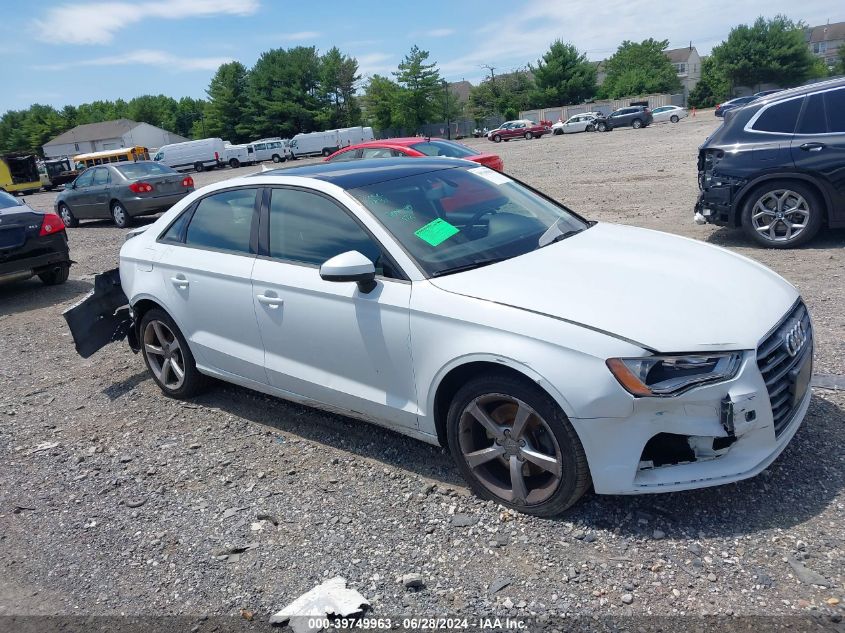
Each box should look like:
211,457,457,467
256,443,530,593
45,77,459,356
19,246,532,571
430,223,798,352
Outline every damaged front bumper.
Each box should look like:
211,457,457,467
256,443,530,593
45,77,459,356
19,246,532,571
694,175,745,226
63,268,138,358
571,351,812,495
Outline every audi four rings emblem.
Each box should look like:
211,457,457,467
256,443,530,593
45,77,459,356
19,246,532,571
784,321,806,357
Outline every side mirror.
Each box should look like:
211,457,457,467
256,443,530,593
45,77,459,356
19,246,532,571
319,250,377,293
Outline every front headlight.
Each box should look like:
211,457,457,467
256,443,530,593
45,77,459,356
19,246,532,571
606,353,743,397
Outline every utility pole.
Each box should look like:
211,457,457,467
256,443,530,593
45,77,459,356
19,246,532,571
442,80,451,140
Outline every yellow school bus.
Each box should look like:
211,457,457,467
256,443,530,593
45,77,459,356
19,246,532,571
0,154,41,194
73,146,150,169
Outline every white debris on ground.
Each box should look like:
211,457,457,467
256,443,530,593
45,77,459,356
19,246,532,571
269,576,369,633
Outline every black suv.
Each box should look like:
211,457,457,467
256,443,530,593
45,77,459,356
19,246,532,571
696,77,845,248
595,106,653,131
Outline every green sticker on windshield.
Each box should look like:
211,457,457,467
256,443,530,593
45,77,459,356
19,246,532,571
414,218,459,246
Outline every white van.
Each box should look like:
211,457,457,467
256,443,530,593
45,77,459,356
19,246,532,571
153,138,225,172
223,143,254,168
336,126,375,147
249,138,291,163
289,130,342,158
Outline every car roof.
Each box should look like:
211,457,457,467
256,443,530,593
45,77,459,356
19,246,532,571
258,157,474,189
341,137,452,150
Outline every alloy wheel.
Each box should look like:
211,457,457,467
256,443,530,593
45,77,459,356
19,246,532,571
112,204,127,227
457,394,562,506
143,320,186,391
58,205,74,226
751,189,810,243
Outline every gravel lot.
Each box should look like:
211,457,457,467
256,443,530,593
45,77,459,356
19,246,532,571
1,112,843,629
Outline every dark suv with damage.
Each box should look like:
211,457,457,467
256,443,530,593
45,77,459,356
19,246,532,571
695,77,845,248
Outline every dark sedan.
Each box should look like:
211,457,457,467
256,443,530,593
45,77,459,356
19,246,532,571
0,190,71,286
55,161,194,228
714,96,758,117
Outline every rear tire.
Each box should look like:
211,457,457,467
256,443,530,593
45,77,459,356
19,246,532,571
57,203,78,228
446,372,591,517
38,264,70,286
740,181,824,248
632,119,643,129
670,115,680,123
194,162,204,172
229,158,240,168
110,201,131,229
139,308,209,399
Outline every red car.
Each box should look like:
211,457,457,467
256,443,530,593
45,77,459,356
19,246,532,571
486,119,551,143
324,137,504,172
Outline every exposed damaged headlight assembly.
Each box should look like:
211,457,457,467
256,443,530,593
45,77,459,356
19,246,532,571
606,353,743,397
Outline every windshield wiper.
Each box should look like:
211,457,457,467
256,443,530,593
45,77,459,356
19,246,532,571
539,229,582,247
431,256,511,277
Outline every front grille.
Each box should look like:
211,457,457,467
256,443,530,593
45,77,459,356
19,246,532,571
756,301,812,437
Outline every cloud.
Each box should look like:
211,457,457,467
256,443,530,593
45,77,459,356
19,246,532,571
35,49,232,71
279,30,321,41
33,0,259,45
355,52,395,77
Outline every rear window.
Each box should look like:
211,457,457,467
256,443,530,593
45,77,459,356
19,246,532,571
0,191,21,208
117,162,177,179
410,141,479,158
826,88,845,133
751,98,802,134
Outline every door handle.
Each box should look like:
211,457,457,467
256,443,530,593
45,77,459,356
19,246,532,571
256,294,283,308
170,276,189,288
799,142,825,152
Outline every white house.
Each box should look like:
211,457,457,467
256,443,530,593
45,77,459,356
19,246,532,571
42,119,189,158
664,46,702,100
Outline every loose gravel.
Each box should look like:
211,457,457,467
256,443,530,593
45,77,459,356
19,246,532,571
1,112,843,627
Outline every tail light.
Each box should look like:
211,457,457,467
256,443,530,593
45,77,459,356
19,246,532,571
129,182,154,193
39,213,65,236
181,176,194,188
214,151,219,160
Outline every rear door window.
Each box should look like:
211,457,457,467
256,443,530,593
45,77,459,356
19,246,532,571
185,188,258,254
797,93,827,134
825,88,845,133
752,98,802,134
92,168,110,185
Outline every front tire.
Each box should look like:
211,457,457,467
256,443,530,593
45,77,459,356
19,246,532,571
524,131,533,140
740,181,823,248
596,121,607,132
57,203,78,228
553,128,562,135
38,264,69,286
140,309,208,399
110,201,131,228
586,124,595,132
272,154,282,163
446,373,590,517
492,134,502,143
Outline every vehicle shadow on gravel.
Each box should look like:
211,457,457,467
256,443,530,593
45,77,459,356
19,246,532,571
188,382,466,486
72,215,162,230
569,393,844,538
704,226,845,249
0,278,92,316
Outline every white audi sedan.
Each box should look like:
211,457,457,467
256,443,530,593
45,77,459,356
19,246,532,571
66,158,813,516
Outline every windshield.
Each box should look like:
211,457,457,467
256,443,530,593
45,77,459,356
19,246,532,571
351,165,588,277
410,140,479,158
116,162,177,179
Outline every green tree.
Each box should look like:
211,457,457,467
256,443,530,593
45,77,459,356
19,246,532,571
205,61,249,142
529,40,596,107
318,47,361,129
711,16,826,90
688,56,731,108
468,71,534,122
244,46,323,138
600,39,682,99
838,46,845,75
393,45,441,130
362,74,401,130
